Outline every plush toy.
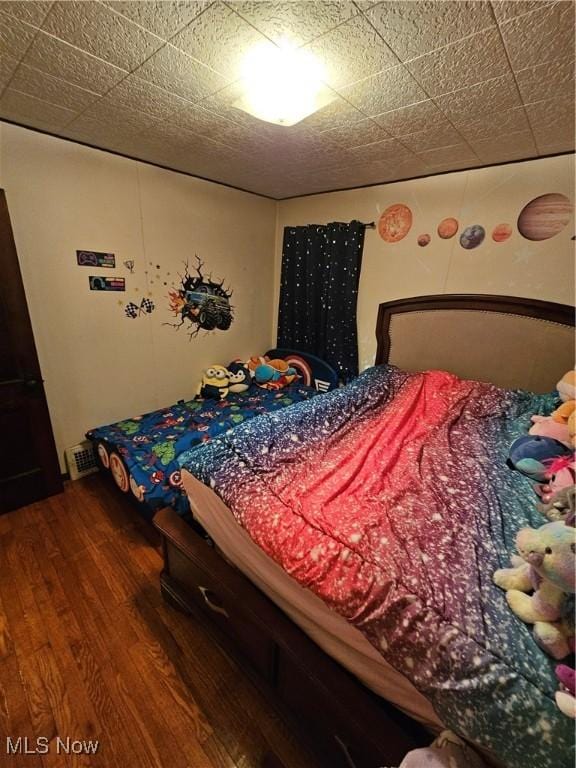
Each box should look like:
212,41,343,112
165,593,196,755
493,518,576,659
254,360,298,390
227,361,251,393
552,400,576,425
197,365,230,400
529,414,571,446
557,370,576,404
568,410,576,449
507,435,572,481
555,663,576,718
246,355,269,378
535,455,576,503
538,485,576,522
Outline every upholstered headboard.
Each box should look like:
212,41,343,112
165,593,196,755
375,295,575,393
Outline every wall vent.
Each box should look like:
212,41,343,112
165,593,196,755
65,441,99,481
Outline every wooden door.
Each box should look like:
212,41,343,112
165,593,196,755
0,189,62,513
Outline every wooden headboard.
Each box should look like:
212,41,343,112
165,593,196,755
375,294,575,393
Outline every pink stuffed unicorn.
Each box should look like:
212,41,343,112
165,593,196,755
535,455,576,504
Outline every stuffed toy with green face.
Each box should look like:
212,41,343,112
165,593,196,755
494,517,576,660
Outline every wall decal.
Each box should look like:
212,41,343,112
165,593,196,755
125,297,155,319
459,225,485,250
123,259,135,273
77,250,115,268
89,276,125,291
166,256,234,339
492,223,512,242
378,203,412,243
517,193,572,241
437,217,458,239
417,234,431,247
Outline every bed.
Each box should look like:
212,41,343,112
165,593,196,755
154,294,575,768
86,348,338,519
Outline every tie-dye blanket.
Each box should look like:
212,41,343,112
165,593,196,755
179,365,573,768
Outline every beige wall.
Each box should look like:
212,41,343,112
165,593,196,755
275,155,575,371
0,123,276,470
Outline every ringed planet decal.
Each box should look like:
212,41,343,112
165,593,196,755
378,203,413,243
437,217,459,239
517,193,572,241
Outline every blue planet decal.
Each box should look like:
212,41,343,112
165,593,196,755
460,224,485,249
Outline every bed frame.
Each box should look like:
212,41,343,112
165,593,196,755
154,294,575,768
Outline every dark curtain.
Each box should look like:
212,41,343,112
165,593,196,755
277,220,365,383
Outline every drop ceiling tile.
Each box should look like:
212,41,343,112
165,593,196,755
406,27,510,96
103,1,211,40
434,74,522,124
67,99,161,137
499,1,575,71
134,44,228,102
534,135,575,156
170,2,268,81
417,142,479,168
23,31,128,93
457,106,530,142
470,128,538,162
298,94,365,131
366,1,494,62
0,9,38,58
42,1,165,72
525,95,576,150
0,54,20,94
399,121,465,153
372,99,446,136
232,1,358,46
319,116,390,148
516,57,575,105
305,13,399,89
1,1,54,27
490,1,554,23
337,64,427,117
0,88,77,129
347,136,412,163
171,103,247,141
105,74,192,119
9,63,100,112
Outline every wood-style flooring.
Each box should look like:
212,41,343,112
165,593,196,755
0,475,323,768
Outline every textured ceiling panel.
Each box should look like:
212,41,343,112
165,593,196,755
0,0,573,199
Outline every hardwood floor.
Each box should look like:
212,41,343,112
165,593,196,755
0,475,324,768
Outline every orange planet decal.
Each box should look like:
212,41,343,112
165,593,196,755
378,203,413,243
492,223,512,242
417,234,431,247
437,217,459,239
517,193,572,241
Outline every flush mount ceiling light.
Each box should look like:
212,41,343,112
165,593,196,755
234,42,336,126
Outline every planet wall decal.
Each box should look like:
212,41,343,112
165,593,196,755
437,217,459,239
460,224,485,249
492,223,512,242
517,193,572,241
378,203,413,243
417,234,431,247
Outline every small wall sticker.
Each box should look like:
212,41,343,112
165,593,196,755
125,297,155,318
77,251,115,268
89,276,125,291
123,260,135,273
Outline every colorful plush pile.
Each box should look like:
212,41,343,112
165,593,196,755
180,365,572,768
87,383,318,517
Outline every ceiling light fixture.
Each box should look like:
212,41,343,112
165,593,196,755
234,41,335,126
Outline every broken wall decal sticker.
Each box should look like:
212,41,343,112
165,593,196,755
165,256,234,339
